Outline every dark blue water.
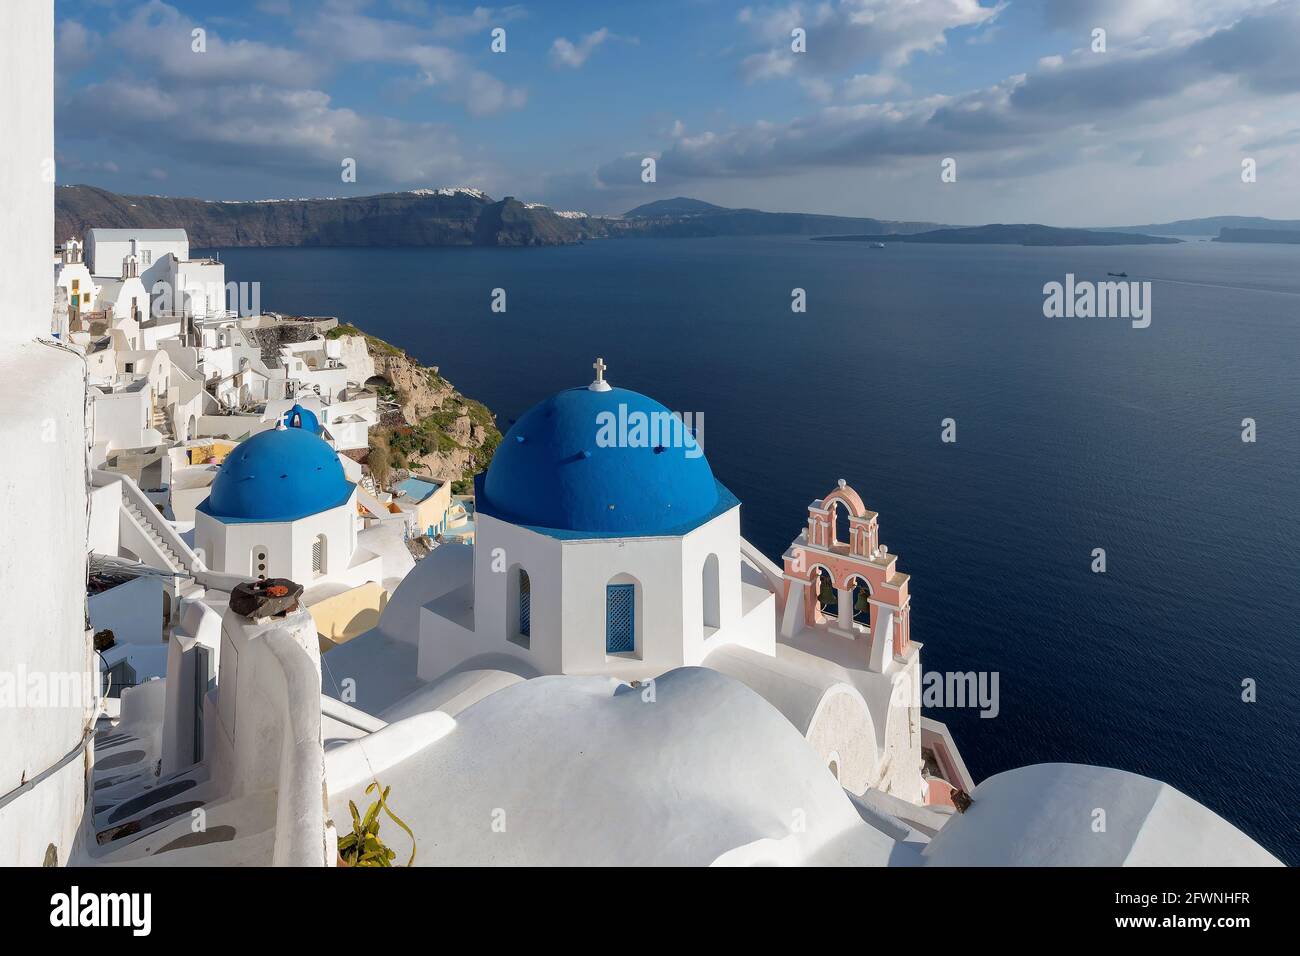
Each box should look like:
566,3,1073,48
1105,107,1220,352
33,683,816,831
210,237,1300,863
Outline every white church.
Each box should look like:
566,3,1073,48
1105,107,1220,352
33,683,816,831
327,359,937,803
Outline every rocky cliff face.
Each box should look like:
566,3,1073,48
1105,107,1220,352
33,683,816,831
55,185,602,248
326,325,500,489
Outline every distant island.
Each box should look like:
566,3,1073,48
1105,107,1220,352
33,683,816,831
616,197,942,238
813,224,1180,246
1097,215,1300,236
1213,228,1300,244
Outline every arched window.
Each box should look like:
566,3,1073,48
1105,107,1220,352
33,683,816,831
518,569,531,642
832,500,851,548
508,566,531,649
814,567,838,618
252,546,268,580
701,553,720,632
849,576,872,627
312,535,327,576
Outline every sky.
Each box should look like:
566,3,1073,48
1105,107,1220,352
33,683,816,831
52,0,1300,225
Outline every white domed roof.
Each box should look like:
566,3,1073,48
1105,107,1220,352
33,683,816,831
325,667,897,866
922,762,1281,866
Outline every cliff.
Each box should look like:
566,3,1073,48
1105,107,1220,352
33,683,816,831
325,325,501,491
55,185,602,248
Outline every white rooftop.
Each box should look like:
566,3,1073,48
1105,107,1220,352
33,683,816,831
85,228,189,241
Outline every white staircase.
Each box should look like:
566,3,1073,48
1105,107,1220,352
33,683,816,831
93,470,204,577
123,499,187,574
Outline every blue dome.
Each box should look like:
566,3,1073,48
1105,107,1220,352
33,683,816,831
280,403,320,434
200,425,353,523
478,386,733,537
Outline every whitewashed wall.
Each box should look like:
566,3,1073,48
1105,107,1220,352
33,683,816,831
0,2,92,866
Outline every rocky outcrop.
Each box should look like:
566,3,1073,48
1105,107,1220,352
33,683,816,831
326,325,500,488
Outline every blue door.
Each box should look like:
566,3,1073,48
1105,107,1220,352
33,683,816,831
606,584,635,654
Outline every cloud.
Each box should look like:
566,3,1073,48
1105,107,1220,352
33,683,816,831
550,28,612,68
54,1,514,193
429,4,528,39
1041,0,1272,43
105,1,328,87
589,1,1300,195
60,75,490,189
294,9,528,115
56,18,98,69
737,0,1002,82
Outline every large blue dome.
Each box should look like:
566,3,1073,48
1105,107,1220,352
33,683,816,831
200,425,353,523
478,385,734,537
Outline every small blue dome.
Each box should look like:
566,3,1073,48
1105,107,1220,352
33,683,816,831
280,403,320,434
478,385,731,537
200,425,353,523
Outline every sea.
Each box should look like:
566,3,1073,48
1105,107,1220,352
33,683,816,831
207,236,1300,863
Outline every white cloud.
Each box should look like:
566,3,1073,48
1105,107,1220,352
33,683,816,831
588,0,1300,221
61,75,491,189
738,0,1002,82
1042,0,1272,44
430,4,528,39
295,9,528,115
550,28,612,69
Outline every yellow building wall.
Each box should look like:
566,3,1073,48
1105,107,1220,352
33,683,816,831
413,481,452,535
309,580,389,653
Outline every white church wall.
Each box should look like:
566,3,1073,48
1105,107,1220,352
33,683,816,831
559,532,686,674
0,0,91,866
197,494,363,587
679,507,745,664
876,652,924,800
453,513,564,676
805,686,881,795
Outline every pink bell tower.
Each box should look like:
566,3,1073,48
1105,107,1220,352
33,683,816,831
779,480,913,672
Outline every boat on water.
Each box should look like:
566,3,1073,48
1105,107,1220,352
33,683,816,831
870,241,886,249
1107,271,1128,277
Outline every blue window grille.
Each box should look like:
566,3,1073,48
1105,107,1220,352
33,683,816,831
519,571,531,639
606,584,635,654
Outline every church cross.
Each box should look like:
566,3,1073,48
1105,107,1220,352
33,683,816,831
593,357,607,384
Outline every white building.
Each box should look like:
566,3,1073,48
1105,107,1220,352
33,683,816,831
157,252,227,320
52,238,98,327
85,227,188,290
